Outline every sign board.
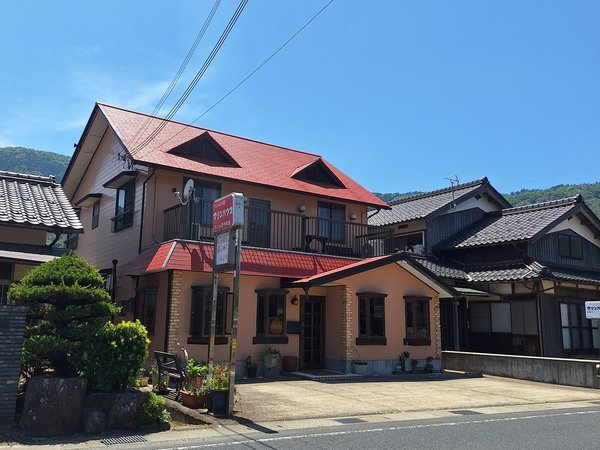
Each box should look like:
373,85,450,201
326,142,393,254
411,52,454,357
214,230,235,271
212,193,244,233
585,301,600,319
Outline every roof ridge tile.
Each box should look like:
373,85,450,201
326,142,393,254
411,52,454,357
501,195,581,215
387,177,487,206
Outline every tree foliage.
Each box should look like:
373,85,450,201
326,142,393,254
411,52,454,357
0,146,70,182
8,254,120,377
79,320,149,392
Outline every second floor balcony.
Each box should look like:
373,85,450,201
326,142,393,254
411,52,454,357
163,202,394,258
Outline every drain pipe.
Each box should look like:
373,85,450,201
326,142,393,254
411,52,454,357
139,168,157,254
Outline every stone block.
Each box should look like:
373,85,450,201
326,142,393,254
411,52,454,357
20,377,87,436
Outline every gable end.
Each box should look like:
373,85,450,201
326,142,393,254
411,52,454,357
169,133,239,167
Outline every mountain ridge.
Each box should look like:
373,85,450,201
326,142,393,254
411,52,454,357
2,146,599,217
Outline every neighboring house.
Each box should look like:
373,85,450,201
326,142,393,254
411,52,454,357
61,103,454,374
0,170,83,303
370,178,600,358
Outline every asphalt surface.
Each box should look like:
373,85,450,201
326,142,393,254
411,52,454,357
5,374,600,449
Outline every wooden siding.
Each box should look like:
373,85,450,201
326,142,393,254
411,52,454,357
71,130,142,304
530,230,600,271
447,243,525,265
428,207,486,248
538,293,561,357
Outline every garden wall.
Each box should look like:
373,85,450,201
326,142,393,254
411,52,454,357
0,305,28,431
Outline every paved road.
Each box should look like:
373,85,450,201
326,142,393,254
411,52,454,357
130,405,600,449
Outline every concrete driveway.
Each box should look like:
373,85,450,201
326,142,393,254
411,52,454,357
234,374,600,423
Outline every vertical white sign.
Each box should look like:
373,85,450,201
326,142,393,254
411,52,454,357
215,232,229,266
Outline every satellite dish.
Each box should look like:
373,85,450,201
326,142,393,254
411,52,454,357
181,179,195,205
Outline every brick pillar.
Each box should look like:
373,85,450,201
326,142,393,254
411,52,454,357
341,286,353,373
0,305,28,431
432,296,442,358
167,271,183,353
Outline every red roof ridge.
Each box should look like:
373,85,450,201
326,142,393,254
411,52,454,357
96,102,324,159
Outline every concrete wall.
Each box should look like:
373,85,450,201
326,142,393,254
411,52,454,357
0,305,28,430
443,350,600,389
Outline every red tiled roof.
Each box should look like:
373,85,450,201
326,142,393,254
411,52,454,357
127,240,358,278
98,103,388,208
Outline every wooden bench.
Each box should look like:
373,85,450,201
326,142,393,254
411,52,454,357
154,350,185,400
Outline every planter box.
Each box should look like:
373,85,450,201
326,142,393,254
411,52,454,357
211,390,228,416
352,363,369,376
180,391,210,409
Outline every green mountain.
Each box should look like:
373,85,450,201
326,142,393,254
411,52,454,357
376,182,600,218
505,183,600,217
0,146,71,182
2,146,600,218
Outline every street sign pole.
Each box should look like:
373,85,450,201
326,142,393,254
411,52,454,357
207,257,219,379
227,226,242,416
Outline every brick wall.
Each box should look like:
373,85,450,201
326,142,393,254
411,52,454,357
432,296,441,358
0,305,28,429
341,286,353,362
166,271,182,353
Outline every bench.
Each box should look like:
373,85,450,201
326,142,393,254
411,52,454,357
154,350,185,400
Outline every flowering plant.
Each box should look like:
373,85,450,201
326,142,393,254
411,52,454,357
135,391,171,425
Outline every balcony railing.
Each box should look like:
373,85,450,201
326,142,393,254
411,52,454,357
163,202,394,258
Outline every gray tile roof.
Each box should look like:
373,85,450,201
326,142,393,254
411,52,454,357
410,255,546,283
437,196,581,250
543,266,600,285
0,171,83,232
369,178,490,226
407,254,469,281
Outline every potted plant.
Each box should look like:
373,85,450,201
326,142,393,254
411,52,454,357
352,360,369,376
411,358,419,372
396,351,410,373
209,364,230,416
246,356,258,378
137,367,149,387
425,356,434,373
186,358,208,390
262,347,281,377
150,363,159,387
180,381,212,409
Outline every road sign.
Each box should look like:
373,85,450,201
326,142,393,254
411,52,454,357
212,193,244,233
585,301,600,319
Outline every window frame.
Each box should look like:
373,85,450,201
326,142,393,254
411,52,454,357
135,286,158,335
188,285,229,345
253,289,289,344
560,301,599,353
112,180,135,232
356,292,387,345
317,201,346,243
404,295,432,346
558,233,583,259
91,200,100,229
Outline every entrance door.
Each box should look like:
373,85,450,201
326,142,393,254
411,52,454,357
248,199,271,248
301,296,325,369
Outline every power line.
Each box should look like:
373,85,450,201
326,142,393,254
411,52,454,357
147,0,335,152
131,0,248,155
128,0,223,150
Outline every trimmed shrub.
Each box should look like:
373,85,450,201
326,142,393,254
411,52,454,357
8,254,120,377
81,320,150,392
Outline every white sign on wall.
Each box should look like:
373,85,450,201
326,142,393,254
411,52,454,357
585,301,600,319
215,231,235,270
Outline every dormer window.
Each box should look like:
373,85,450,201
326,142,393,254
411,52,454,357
170,133,238,166
558,233,583,259
292,159,344,187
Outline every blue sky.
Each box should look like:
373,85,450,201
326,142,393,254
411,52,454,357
1,1,598,195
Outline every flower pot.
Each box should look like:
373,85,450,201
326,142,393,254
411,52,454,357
138,376,149,387
211,390,228,416
180,390,210,409
352,362,369,376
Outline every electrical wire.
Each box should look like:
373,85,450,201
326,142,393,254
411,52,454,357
130,0,248,155
148,0,335,152
128,0,223,149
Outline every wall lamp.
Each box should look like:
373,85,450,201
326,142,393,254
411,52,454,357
349,213,357,221
290,295,299,305
298,205,306,213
